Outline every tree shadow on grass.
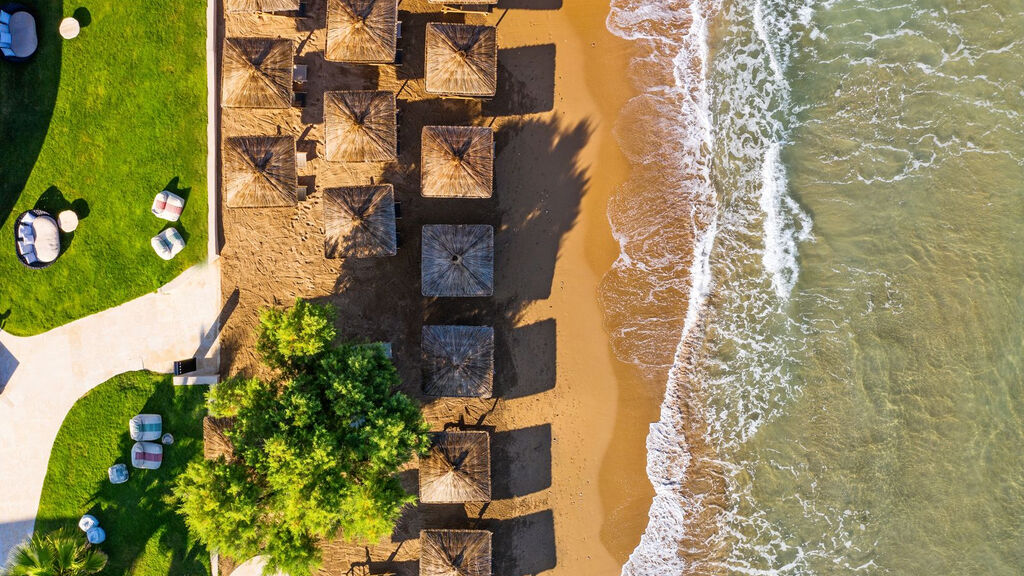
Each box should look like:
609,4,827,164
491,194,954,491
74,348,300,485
33,379,210,576
0,0,64,229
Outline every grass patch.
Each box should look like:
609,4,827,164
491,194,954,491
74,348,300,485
35,372,210,576
0,0,207,335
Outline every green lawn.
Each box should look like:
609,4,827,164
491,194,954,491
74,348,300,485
0,0,207,335
35,372,210,576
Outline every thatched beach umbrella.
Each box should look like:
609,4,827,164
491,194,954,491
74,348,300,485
421,325,494,398
326,0,398,63
224,135,298,208
225,0,300,13
421,126,494,198
421,225,493,297
420,530,492,576
324,185,397,258
425,23,497,98
203,417,235,461
325,90,398,162
420,430,491,503
222,37,294,108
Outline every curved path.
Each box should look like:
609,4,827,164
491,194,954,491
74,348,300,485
0,260,220,561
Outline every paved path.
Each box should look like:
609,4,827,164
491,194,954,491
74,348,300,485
0,260,221,561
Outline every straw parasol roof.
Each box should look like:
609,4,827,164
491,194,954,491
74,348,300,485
421,325,494,398
421,225,494,297
421,126,494,198
425,23,497,98
224,136,298,208
325,90,398,162
222,37,294,108
326,0,398,63
427,0,496,4
420,530,492,576
420,431,491,503
324,185,397,258
203,417,235,461
225,0,300,13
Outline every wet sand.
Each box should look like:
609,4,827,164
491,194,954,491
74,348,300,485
216,1,659,574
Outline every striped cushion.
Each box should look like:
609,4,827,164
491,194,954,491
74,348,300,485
136,451,162,463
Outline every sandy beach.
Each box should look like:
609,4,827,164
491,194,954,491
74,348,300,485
217,1,660,574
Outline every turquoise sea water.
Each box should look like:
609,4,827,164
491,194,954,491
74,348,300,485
605,0,1024,573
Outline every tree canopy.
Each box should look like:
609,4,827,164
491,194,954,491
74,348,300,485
173,300,428,576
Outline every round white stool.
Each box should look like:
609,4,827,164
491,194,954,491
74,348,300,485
59,17,80,40
58,210,79,232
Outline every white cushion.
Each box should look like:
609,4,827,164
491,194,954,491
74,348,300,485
77,515,98,532
151,190,168,215
164,228,185,257
156,191,185,222
31,217,60,263
151,234,172,260
166,229,184,247
165,193,185,209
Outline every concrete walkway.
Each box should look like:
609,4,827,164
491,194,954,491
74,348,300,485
0,260,221,561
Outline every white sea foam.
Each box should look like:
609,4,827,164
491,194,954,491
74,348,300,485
758,143,812,298
604,1,720,574
605,0,820,575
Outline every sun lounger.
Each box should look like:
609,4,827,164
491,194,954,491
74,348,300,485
151,228,185,260
151,190,186,222
293,64,307,86
129,414,163,441
14,210,61,268
131,441,163,469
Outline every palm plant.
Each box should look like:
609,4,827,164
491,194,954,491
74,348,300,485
4,529,107,576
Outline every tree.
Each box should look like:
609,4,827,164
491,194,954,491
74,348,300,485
173,300,429,576
3,529,108,576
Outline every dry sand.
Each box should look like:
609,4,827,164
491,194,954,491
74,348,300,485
217,1,660,574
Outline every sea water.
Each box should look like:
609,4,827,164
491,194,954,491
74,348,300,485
603,0,1024,574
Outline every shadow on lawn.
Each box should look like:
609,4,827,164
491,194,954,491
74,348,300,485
34,186,90,252
0,0,64,229
36,379,209,576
